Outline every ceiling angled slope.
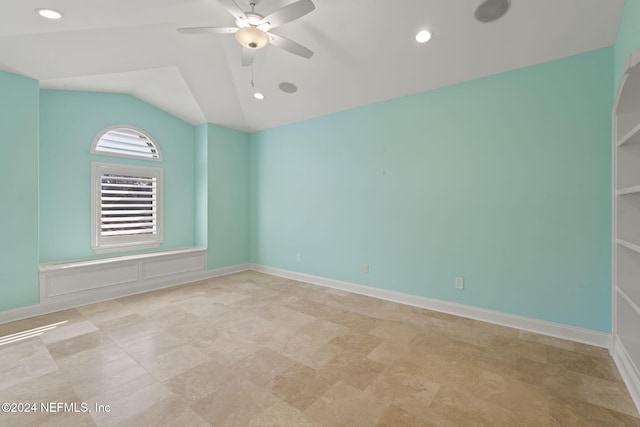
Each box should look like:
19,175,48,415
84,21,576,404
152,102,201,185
0,0,626,131
40,66,207,125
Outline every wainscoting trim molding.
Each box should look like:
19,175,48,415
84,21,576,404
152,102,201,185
39,247,208,305
0,254,249,325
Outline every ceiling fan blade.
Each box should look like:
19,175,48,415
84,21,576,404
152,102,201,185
241,48,256,67
259,0,315,29
177,27,238,35
218,0,248,22
268,32,313,59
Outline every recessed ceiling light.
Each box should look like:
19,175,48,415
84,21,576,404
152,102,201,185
36,8,63,20
253,92,265,100
415,30,433,43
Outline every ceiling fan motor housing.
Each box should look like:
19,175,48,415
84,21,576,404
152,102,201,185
236,13,266,28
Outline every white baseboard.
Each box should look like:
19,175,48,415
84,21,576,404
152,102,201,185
201,263,252,278
612,337,640,413
0,261,612,351
0,263,250,326
250,264,612,349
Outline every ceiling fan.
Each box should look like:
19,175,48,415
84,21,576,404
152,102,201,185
177,0,315,66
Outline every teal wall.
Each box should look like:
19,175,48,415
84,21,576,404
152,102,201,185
0,71,40,311
614,0,640,90
39,90,196,262
0,34,622,333
0,85,251,313
204,124,250,269
250,48,613,332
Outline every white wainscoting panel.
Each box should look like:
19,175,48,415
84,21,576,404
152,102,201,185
0,255,251,326
141,251,206,279
39,247,207,305
45,262,139,298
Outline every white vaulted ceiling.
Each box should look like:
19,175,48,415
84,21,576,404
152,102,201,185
0,0,625,132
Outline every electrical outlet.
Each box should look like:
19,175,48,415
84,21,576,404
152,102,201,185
296,254,301,263
363,263,369,273
455,277,464,290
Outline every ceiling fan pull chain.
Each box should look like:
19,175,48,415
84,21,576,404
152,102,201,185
251,62,255,87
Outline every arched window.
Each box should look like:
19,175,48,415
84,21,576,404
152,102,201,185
90,125,163,253
91,126,162,161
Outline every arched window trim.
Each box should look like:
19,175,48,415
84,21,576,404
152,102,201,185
90,125,162,162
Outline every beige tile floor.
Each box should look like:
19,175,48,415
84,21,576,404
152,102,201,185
0,271,638,426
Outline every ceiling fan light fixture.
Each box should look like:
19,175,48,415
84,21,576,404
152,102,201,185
235,26,269,49
254,92,265,100
178,0,316,65
36,8,63,19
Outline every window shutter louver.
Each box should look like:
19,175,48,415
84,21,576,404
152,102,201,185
99,173,157,237
91,161,163,253
91,127,162,161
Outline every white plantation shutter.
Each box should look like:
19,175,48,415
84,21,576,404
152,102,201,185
100,173,157,237
92,162,163,253
91,126,162,161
